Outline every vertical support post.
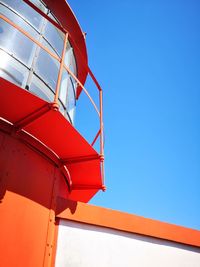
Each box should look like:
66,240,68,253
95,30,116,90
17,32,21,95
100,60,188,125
54,33,69,106
99,90,104,157
99,89,105,188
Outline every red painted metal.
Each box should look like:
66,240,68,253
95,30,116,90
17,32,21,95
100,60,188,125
0,130,62,266
0,78,103,197
14,104,51,131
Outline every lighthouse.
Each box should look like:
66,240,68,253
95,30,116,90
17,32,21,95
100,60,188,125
1,1,200,267
0,0,104,266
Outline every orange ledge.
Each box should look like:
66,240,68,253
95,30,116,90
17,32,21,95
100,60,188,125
57,199,200,248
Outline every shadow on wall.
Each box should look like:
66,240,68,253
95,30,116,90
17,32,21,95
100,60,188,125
0,127,78,214
56,196,77,215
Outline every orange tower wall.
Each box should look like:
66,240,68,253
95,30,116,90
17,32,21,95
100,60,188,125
0,129,68,267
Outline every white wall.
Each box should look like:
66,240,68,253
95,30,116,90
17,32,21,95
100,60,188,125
55,220,200,267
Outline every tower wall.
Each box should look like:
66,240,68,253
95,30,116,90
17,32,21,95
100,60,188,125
0,129,69,267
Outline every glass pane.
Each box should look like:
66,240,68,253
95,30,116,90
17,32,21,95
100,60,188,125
35,48,59,91
59,69,69,106
58,70,76,124
48,11,59,23
0,3,39,38
1,0,46,30
58,100,66,115
29,0,47,13
66,77,76,123
43,20,64,56
0,49,29,87
70,76,77,95
29,74,54,102
41,36,60,58
64,43,72,68
66,111,73,124
70,50,77,76
68,108,75,124
64,42,77,76
0,18,37,67
58,103,72,124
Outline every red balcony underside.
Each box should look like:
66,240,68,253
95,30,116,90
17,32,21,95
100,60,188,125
0,78,103,202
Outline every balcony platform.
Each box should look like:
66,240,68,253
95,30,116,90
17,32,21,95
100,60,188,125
0,77,103,202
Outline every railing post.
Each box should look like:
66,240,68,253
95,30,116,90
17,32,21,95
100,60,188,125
54,33,69,106
99,89,105,189
99,90,104,156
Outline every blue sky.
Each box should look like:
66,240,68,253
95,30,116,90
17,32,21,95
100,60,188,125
68,0,200,230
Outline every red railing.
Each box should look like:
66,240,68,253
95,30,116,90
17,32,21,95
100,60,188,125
0,1,105,188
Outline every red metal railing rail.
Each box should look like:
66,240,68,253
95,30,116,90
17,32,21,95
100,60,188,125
54,33,69,105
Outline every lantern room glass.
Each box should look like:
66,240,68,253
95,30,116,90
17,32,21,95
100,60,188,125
0,0,77,124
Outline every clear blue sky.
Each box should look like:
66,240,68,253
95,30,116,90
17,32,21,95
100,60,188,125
68,0,200,230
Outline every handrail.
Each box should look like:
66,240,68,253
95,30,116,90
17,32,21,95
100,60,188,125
0,15,60,62
63,65,100,117
54,33,69,104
